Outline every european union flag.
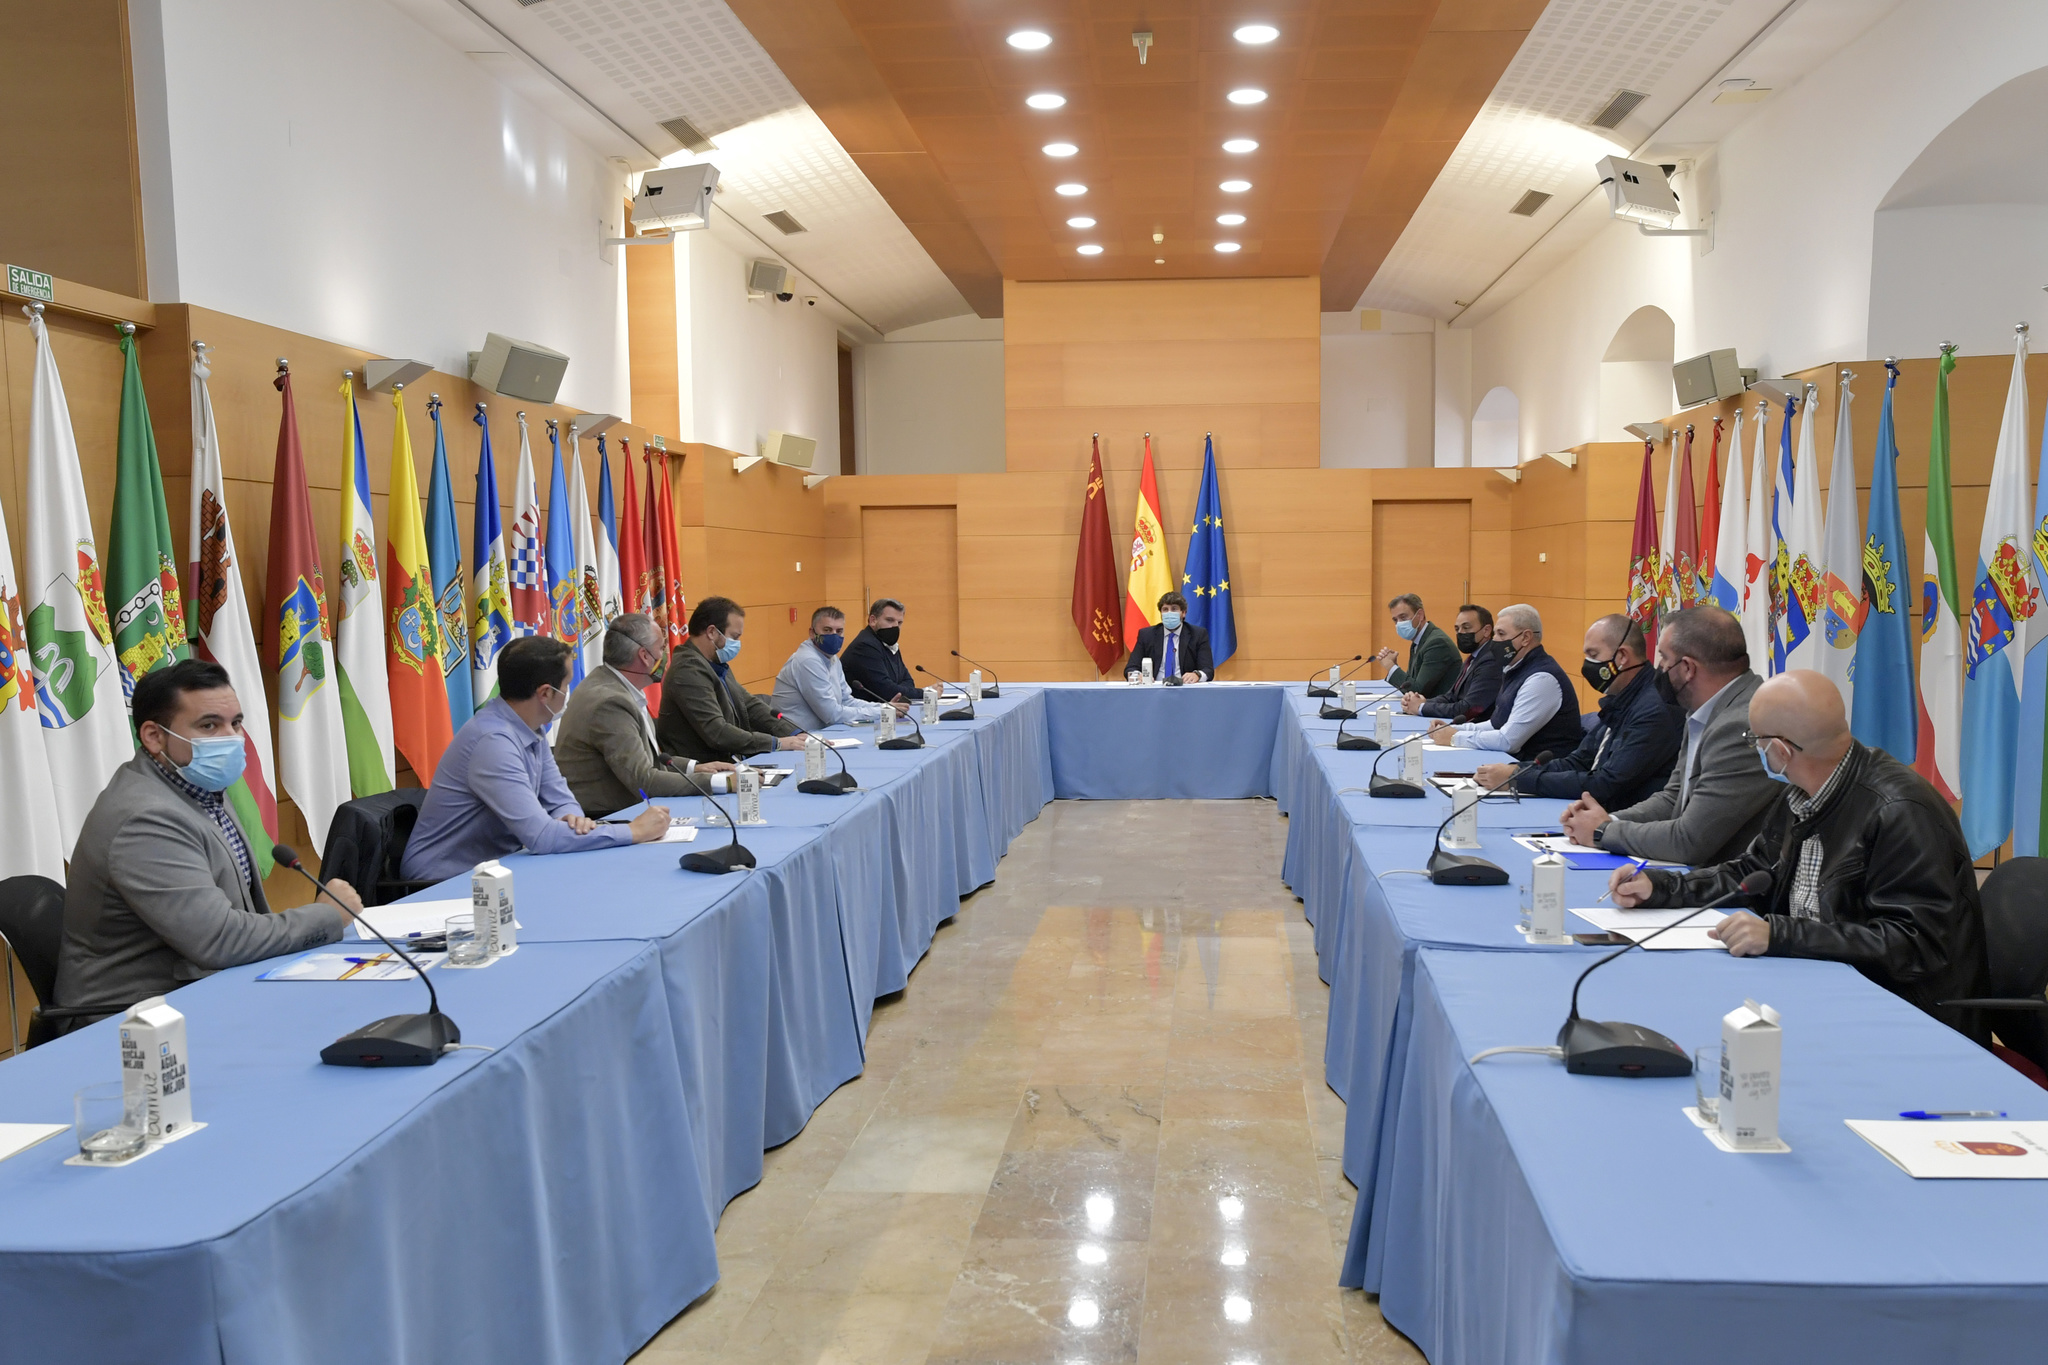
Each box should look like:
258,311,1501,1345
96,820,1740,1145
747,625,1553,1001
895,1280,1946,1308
1184,435,1236,669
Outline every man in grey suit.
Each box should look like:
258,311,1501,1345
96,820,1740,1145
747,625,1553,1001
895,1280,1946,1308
1560,606,1782,866
556,613,732,817
52,660,355,1029
655,595,806,764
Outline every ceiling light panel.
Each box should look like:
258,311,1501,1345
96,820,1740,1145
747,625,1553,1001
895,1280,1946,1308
1234,24,1279,45
1216,213,1246,226
1226,88,1268,105
1077,244,1103,255
1066,216,1096,228
1055,183,1087,196
1007,30,1051,50
1025,92,1066,109
1219,180,1251,193
1043,142,1078,157
1215,242,1241,252
1222,138,1258,153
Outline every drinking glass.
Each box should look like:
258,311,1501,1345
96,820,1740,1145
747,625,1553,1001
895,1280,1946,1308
75,1082,148,1163
446,913,485,965
1126,670,1141,685
1694,1045,1723,1122
1515,881,1532,933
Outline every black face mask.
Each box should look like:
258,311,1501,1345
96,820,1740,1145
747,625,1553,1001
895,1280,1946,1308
1581,654,1639,692
873,624,901,647
1455,630,1479,655
1652,667,1680,707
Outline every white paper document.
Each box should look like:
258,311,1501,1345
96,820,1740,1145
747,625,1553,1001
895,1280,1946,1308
351,898,473,941
825,737,862,748
1513,834,1580,854
660,824,700,844
1569,905,1728,949
1847,1121,2048,1178
259,951,440,981
0,1123,68,1164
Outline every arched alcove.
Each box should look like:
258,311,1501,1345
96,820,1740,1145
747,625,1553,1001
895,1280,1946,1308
1870,66,2048,358
1470,385,1520,468
1596,304,1675,439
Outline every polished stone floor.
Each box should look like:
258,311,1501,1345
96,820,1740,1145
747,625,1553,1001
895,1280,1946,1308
631,799,1425,1365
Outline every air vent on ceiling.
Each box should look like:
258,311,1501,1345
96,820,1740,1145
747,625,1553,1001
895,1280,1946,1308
514,0,549,7
1590,89,1649,130
659,115,717,154
762,210,808,236
1509,189,1552,217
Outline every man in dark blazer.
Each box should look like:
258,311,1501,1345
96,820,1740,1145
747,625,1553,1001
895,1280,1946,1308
1125,591,1213,681
1377,593,1459,697
1406,603,1505,721
556,613,730,816
656,595,805,763
841,597,917,705
53,660,353,1029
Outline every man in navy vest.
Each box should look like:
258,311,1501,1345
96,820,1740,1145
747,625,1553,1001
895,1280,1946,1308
1425,603,1583,763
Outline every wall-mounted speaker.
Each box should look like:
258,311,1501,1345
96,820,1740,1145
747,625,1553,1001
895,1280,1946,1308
469,333,569,405
762,431,817,470
747,260,788,296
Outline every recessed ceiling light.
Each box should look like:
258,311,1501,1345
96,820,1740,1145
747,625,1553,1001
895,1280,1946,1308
1220,179,1251,193
1066,216,1096,228
1227,88,1267,105
1155,258,1165,264
1215,241,1241,252
1043,142,1078,157
1216,213,1246,225
1007,30,1051,50
1077,244,1103,255
1235,24,1279,44
1025,92,1066,110
1222,138,1259,154
1055,183,1087,196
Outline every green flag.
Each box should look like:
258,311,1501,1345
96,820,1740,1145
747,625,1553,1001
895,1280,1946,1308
108,326,188,703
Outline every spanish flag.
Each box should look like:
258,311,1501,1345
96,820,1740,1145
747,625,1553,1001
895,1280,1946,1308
1123,434,1174,649
385,391,454,783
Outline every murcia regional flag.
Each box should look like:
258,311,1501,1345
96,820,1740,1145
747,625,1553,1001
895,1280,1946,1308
336,372,394,795
1123,434,1174,649
0,471,65,881
23,306,132,857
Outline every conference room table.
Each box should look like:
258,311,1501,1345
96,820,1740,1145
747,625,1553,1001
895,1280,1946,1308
2,679,2043,1365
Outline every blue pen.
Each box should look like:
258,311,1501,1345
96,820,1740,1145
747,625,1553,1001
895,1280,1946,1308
1596,858,1650,903
1898,1110,2006,1120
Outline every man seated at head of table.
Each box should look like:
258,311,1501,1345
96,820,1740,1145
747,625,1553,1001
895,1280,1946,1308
1403,603,1506,720
555,612,733,817
1425,603,1584,762
1125,591,1212,682
656,595,806,763
772,605,908,731
52,660,354,1031
1558,606,1779,865
1474,613,1682,805
402,637,672,884
1610,669,1990,1038
840,597,917,708
1375,592,1459,698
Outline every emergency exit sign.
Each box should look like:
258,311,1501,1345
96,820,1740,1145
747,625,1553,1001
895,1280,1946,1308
6,265,53,302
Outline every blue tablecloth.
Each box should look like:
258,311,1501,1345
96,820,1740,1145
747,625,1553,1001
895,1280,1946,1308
1040,682,1285,798
1379,948,2048,1365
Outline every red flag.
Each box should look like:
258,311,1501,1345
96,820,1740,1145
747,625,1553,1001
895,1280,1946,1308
1071,436,1125,674
1673,424,1703,609
1699,417,1724,580
1626,440,1662,643
617,440,647,616
642,444,670,643
653,451,686,649
1123,434,1172,649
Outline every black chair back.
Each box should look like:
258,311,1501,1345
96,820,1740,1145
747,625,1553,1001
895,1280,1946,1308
319,789,435,906
0,875,67,1050
1978,857,2048,1071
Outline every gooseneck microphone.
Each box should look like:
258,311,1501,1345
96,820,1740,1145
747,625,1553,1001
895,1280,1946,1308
948,649,1001,698
1307,654,1365,698
274,844,460,1066
775,711,858,795
1424,752,1550,885
1366,728,1437,798
915,664,975,720
853,680,924,748
1556,870,1774,1076
679,783,756,874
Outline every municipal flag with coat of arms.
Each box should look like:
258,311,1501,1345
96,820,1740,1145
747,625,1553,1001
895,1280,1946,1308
470,404,513,706
1915,346,1964,802
1816,371,1864,710
1851,360,1916,763
424,394,474,728
336,372,394,795
384,390,454,782
108,325,189,697
0,469,65,881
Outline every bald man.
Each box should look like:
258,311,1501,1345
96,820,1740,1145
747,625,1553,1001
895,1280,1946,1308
1611,670,1989,1037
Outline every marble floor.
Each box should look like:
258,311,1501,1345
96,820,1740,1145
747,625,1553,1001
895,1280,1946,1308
631,799,1425,1365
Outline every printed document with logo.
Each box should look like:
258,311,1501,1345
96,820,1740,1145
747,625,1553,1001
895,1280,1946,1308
1569,904,1728,949
1846,1121,2048,1178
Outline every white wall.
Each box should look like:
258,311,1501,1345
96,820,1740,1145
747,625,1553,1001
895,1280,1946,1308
1321,312,1435,469
853,315,1004,475
680,228,841,463
141,0,632,415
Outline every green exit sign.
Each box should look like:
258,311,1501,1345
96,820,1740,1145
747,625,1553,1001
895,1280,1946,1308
6,265,54,302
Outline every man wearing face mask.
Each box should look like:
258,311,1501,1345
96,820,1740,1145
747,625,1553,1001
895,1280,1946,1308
1611,670,1988,1037
1376,593,1458,698
657,595,805,764
1406,604,1506,720
1474,614,1682,805
1561,606,1779,865
773,606,906,730
1125,591,1212,682
555,613,734,817
52,660,356,1029
403,637,672,882
840,597,916,707
1425,603,1583,761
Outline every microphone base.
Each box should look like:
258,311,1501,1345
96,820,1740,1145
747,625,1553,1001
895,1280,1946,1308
1368,774,1425,799
1162,676,1184,687
1427,849,1509,885
878,736,924,750
797,772,858,796
681,842,757,874
977,685,1000,698
1307,685,1337,698
321,1011,459,1067
1556,1016,1691,1077
1336,734,1382,751
1318,705,1358,720
940,706,976,721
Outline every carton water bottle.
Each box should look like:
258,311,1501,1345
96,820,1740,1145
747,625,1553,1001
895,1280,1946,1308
120,997,193,1141
804,734,826,782
1720,1000,1783,1148
1402,732,1426,785
876,705,896,743
472,859,516,955
1448,782,1481,848
1527,853,1567,943
1141,657,1154,684
1340,679,1357,713
1328,664,1341,688
922,686,940,724
1374,704,1394,747
736,764,763,824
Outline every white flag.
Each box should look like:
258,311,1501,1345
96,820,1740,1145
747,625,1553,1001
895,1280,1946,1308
23,307,132,856
335,372,394,793
189,346,279,872
567,432,604,686
1742,400,1772,673
1816,372,1864,707
0,470,66,881
1657,433,1682,615
1710,409,1748,613
1784,384,1827,673
508,414,548,640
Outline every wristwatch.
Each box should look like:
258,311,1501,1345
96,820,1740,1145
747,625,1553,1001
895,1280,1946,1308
1590,819,1613,849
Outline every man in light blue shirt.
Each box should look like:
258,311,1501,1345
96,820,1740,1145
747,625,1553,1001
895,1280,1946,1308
771,606,905,731
402,637,670,883
1425,603,1585,761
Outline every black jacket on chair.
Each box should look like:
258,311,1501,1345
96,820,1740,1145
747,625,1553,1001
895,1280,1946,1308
1126,622,1213,679
1416,641,1506,721
1515,664,1683,807
1641,741,1990,1039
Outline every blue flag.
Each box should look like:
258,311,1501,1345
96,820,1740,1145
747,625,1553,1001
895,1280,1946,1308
470,406,511,706
1183,435,1237,670
543,420,582,688
2015,364,2048,855
1850,361,1914,762
423,397,473,729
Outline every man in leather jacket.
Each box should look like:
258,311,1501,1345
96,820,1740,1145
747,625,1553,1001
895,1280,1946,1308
1610,670,1989,1040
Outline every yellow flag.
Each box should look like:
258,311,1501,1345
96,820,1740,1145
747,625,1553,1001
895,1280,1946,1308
384,392,453,780
1123,435,1173,648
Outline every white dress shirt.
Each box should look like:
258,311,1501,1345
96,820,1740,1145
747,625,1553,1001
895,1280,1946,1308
771,639,887,731
1449,659,1562,752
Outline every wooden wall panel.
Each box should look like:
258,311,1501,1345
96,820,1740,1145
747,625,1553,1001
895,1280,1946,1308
861,506,960,681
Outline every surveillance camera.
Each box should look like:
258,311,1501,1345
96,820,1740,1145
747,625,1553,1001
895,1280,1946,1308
775,291,793,302
803,296,819,308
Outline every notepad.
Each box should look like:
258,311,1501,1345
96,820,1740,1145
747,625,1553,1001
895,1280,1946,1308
259,951,440,981
1570,905,1727,949
0,1123,68,1165
351,898,473,941
1847,1120,2048,1178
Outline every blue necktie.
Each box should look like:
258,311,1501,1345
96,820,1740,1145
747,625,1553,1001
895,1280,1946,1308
1164,630,1178,679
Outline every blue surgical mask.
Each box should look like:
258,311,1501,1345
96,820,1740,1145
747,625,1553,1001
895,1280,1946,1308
1161,611,1183,630
816,632,844,656
715,636,743,665
1757,741,1792,784
168,730,246,792
1395,619,1417,641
